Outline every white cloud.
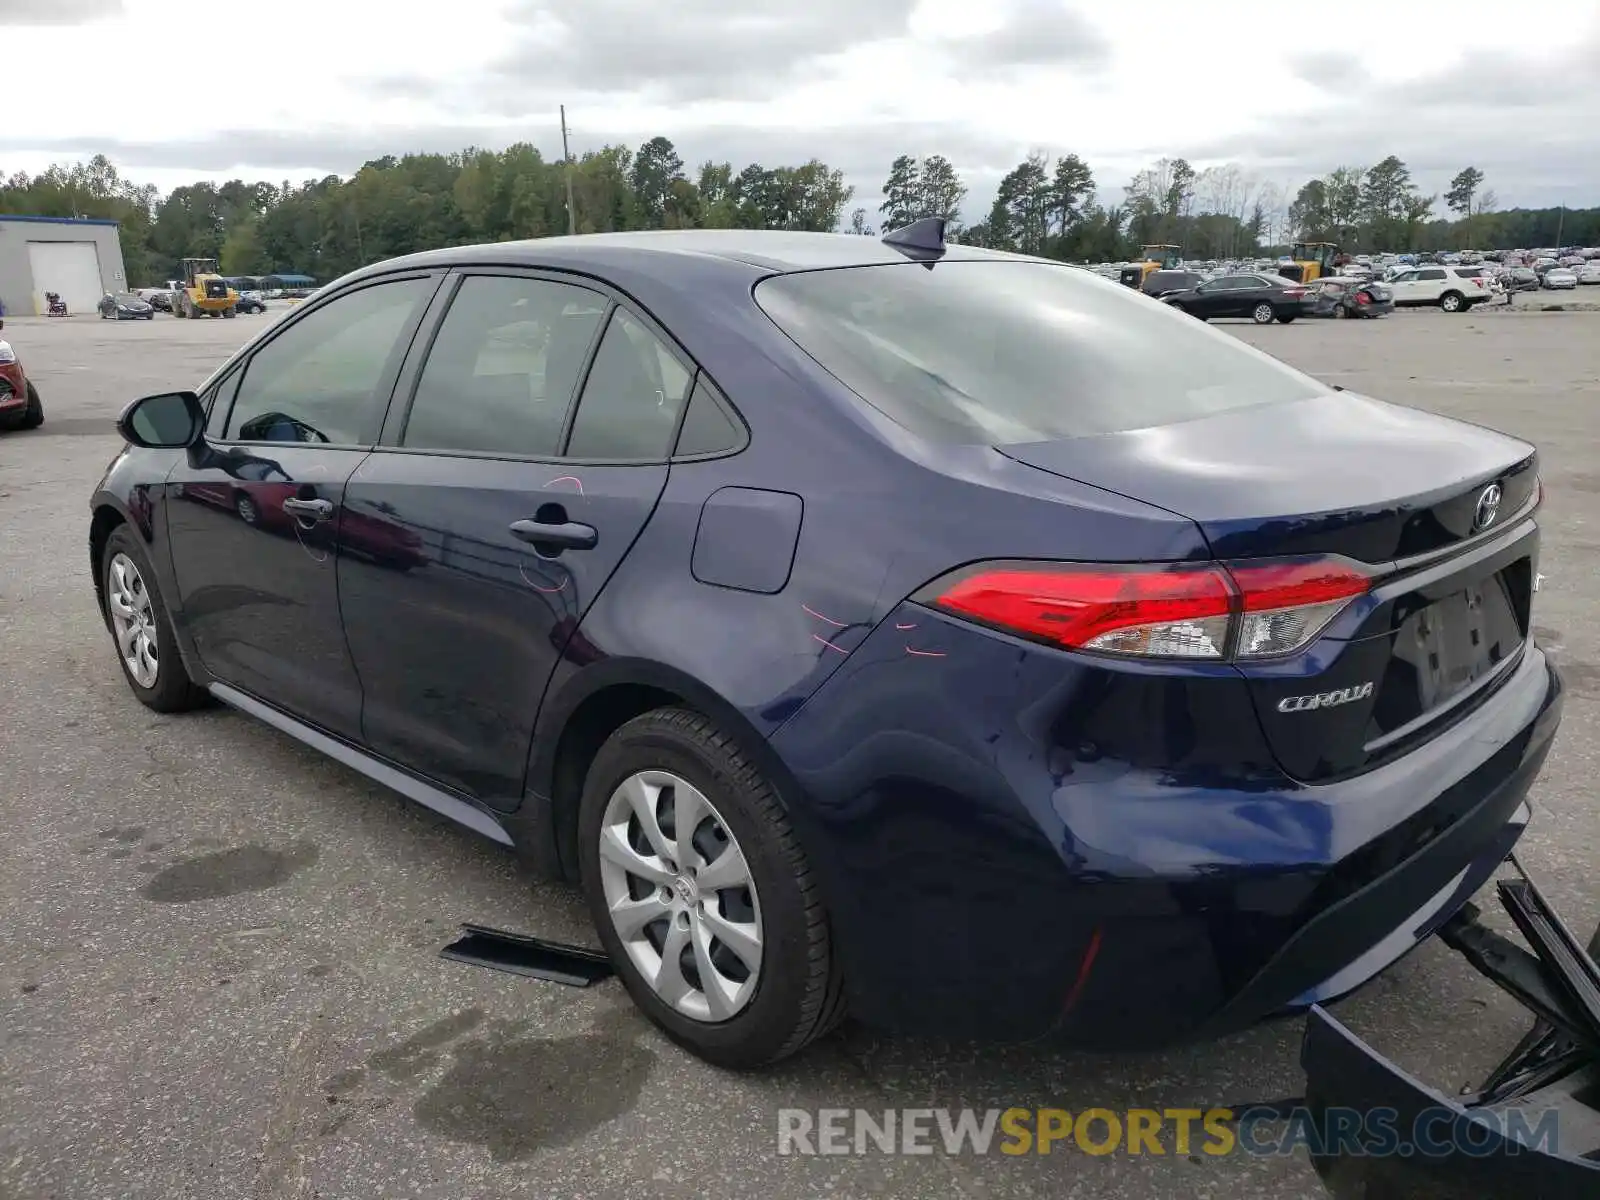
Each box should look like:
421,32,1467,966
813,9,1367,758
2,0,1596,217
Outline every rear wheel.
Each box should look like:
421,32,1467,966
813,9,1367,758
1251,302,1275,324
100,526,207,713
1439,291,1465,313
223,306,236,319
578,707,843,1069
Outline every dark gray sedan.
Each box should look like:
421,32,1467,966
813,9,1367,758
97,293,155,320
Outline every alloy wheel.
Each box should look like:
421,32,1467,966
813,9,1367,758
107,552,159,688
597,769,763,1023
1253,303,1274,324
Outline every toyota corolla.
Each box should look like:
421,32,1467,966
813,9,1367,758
89,224,1561,1068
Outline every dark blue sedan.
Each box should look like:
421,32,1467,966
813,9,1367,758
90,223,1561,1068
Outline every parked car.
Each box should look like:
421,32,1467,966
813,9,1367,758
1543,267,1579,290
1578,262,1600,286
1160,272,1308,323
1141,268,1205,298
1306,276,1394,318
89,227,1562,1069
1503,267,1542,294
235,290,268,315
143,290,173,313
1386,265,1493,312
99,292,155,320
0,317,43,430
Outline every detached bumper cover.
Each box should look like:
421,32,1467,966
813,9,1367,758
1296,864,1600,1197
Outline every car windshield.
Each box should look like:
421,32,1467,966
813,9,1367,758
755,260,1327,443
115,293,140,303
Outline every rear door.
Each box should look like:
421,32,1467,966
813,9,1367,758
339,271,694,807
1414,267,1449,301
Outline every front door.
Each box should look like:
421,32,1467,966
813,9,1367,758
165,274,439,738
339,273,693,806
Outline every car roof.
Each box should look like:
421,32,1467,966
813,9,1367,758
360,229,1026,281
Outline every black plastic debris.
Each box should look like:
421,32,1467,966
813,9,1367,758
440,923,614,987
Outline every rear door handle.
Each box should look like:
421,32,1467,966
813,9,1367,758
282,497,335,521
510,519,598,551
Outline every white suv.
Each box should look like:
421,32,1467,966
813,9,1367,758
1386,265,1494,313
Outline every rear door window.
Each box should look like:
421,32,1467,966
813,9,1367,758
563,309,693,460
401,275,607,457
755,261,1326,443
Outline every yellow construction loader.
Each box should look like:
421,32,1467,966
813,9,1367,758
1278,242,1346,285
1118,245,1183,288
171,258,238,319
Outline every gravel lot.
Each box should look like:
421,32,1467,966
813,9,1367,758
3,308,1598,1200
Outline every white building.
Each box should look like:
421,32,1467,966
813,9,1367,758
0,215,128,316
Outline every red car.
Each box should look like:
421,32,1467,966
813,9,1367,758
0,318,43,431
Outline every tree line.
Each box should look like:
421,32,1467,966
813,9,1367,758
0,144,852,287
878,151,1598,261
2,144,1596,288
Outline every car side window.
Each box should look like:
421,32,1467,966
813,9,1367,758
402,275,607,457
564,308,693,460
205,367,242,440
226,277,434,445
673,377,745,457
1418,268,1447,281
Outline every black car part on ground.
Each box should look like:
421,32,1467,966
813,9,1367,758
439,924,614,987
1280,856,1600,1196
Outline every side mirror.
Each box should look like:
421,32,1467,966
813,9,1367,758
117,391,205,449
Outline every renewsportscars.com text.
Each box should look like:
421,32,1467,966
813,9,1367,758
776,1105,1562,1158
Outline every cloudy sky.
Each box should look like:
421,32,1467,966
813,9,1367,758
3,0,1597,220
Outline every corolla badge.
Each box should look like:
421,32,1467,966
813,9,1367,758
1277,682,1374,713
1474,483,1503,532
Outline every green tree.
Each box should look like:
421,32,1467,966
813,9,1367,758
917,155,966,229
219,217,269,274
879,154,922,230
630,136,686,228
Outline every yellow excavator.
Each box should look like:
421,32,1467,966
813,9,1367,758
171,258,238,319
1278,242,1346,285
1118,245,1183,288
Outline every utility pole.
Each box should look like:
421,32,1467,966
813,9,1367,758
560,105,576,236
1554,203,1565,250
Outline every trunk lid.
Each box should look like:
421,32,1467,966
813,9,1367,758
999,391,1540,781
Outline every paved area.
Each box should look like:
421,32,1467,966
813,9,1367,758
2,307,1598,1199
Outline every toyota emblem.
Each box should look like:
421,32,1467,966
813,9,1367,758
1474,483,1503,532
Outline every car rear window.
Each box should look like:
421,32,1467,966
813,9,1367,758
754,261,1326,443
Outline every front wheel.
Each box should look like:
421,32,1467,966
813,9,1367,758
19,381,43,429
101,526,207,712
578,707,843,1069
1439,291,1465,312
1251,302,1276,324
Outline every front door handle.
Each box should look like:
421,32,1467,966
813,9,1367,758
510,518,598,552
283,497,335,521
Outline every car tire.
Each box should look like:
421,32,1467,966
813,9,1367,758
19,381,43,429
1251,302,1275,324
234,492,260,525
577,706,844,1069
1439,291,1465,312
100,525,208,713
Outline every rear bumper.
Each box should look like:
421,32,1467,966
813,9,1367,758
770,607,1563,1046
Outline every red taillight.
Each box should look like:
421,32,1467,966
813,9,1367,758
1284,287,1306,298
916,557,1373,662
